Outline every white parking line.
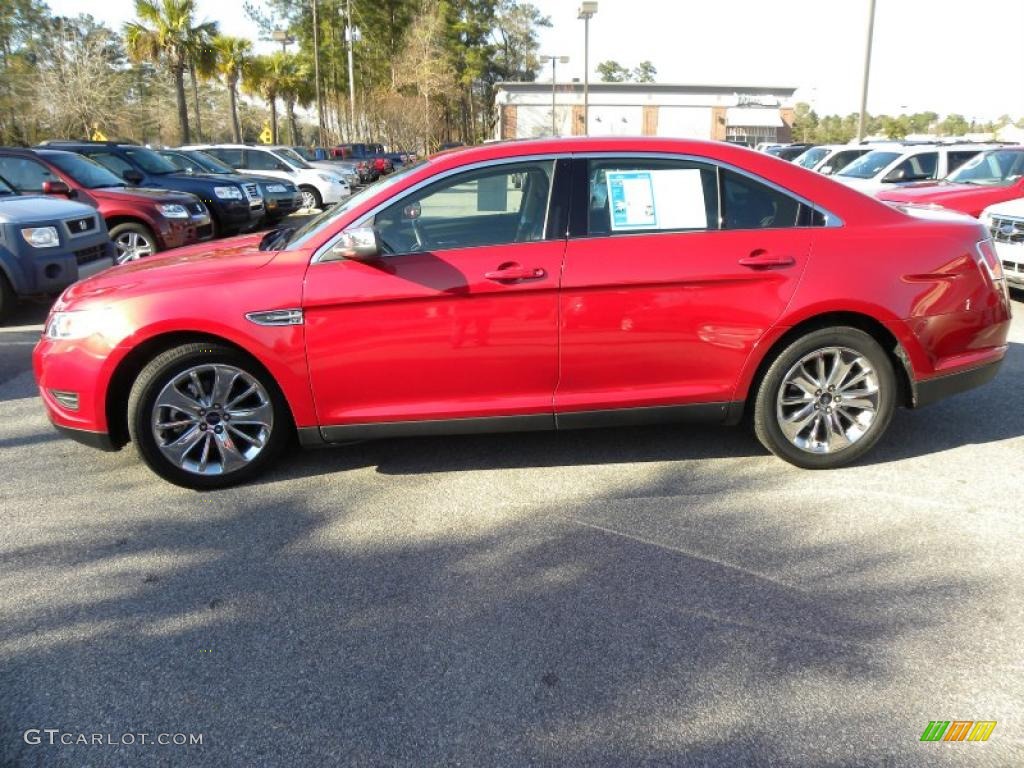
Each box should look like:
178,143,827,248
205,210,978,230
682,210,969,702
0,325,43,333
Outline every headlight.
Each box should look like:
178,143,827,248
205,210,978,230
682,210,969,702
44,309,113,340
157,203,190,219
214,185,243,200
21,226,60,248
318,173,343,184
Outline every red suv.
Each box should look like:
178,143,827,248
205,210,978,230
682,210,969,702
34,138,1012,488
0,148,209,264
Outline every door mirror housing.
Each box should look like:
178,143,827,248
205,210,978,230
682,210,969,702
327,226,382,262
123,169,144,185
882,167,907,183
41,180,71,196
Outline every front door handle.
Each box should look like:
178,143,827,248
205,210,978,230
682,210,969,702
484,263,546,282
738,250,796,269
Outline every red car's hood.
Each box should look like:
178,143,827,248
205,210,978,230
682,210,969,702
875,182,1008,211
60,233,275,307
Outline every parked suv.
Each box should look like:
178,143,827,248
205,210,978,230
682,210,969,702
0,173,113,321
0,147,209,263
191,144,350,211
157,148,303,226
39,141,258,237
33,138,1010,488
834,144,995,192
981,198,1024,291
876,146,1024,218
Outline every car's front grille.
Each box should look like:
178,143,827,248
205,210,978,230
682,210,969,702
1003,259,1022,274
65,215,97,236
244,183,260,201
195,223,213,239
990,216,1024,244
74,243,106,265
187,202,207,216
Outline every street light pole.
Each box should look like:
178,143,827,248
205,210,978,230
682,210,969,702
856,0,877,143
542,55,569,136
578,3,597,136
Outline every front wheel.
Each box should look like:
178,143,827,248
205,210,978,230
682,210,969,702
299,185,322,211
753,327,896,469
127,343,291,489
109,222,157,264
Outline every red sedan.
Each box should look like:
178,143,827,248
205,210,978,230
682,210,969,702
876,146,1024,218
34,137,1012,488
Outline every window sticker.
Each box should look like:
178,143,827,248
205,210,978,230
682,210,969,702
606,168,708,232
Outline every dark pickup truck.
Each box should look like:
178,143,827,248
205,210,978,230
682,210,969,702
0,173,113,321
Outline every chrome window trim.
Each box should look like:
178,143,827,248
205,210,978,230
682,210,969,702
311,149,843,263
312,154,565,263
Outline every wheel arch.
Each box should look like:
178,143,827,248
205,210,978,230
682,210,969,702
738,311,915,415
105,330,298,448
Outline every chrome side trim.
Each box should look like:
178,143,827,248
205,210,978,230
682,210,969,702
245,308,304,326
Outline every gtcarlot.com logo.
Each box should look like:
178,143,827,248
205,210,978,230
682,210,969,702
23,729,204,747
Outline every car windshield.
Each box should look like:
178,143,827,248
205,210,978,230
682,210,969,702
275,161,427,251
125,147,179,175
837,151,901,179
43,151,125,189
794,147,829,168
0,174,15,195
946,149,1024,186
277,148,313,169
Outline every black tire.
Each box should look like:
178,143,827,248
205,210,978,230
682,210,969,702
753,327,896,469
0,271,15,323
109,222,158,264
298,185,322,210
127,343,291,489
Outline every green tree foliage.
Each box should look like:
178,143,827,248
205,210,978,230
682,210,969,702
596,60,630,83
633,60,656,83
211,36,253,142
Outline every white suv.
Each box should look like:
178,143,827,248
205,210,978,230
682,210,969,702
186,144,350,210
981,199,1024,291
833,144,996,193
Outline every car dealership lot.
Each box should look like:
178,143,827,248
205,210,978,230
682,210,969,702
1,299,1022,767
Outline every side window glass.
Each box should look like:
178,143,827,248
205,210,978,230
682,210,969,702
830,151,863,173
248,151,283,172
891,153,938,181
0,157,58,192
720,169,801,229
587,159,719,236
209,148,243,167
86,151,134,177
373,161,554,255
947,151,978,174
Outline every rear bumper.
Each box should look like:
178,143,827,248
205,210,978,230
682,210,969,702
912,357,1004,408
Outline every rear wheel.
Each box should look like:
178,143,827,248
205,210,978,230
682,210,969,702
753,327,896,469
109,222,157,264
127,343,291,489
299,185,321,211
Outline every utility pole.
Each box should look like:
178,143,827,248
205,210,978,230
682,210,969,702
856,0,877,143
542,55,569,136
577,3,598,136
347,0,356,141
312,0,324,146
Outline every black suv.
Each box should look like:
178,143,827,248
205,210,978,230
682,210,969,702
38,141,263,237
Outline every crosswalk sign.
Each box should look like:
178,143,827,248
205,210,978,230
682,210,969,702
91,125,107,141
258,122,273,144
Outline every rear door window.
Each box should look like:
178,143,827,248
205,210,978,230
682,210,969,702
720,169,802,229
247,150,284,172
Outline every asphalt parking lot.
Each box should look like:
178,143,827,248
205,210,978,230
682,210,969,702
1,295,1022,767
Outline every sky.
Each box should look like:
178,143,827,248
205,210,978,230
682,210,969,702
48,0,1024,120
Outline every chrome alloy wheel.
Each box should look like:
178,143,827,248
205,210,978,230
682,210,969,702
775,346,880,455
151,364,274,476
114,231,154,263
300,189,317,210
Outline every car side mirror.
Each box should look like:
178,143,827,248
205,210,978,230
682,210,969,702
882,168,907,183
42,180,71,196
402,202,421,220
123,169,144,185
326,226,382,262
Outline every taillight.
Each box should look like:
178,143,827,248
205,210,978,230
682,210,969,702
975,238,1004,282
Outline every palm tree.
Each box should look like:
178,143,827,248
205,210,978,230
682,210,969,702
279,55,314,146
243,53,289,144
123,0,218,144
211,35,252,143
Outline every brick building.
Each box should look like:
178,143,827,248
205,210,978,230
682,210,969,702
494,82,797,147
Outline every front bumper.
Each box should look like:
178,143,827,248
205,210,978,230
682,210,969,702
215,199,262,233
50,421,118,451
14,238,114,296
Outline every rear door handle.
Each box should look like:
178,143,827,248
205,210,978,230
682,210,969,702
738,250,796,269
484,263,546,282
